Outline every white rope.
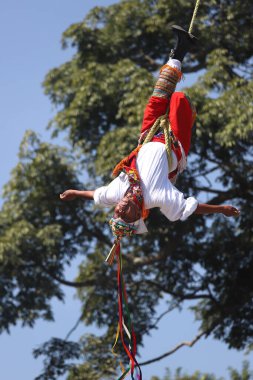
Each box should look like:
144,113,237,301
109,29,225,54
188,0,201,34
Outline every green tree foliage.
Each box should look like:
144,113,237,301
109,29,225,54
150,361,253,380
150,367,219,380
33,338,81,380
0,0,253,378
228,361,253,380
0,131,109,332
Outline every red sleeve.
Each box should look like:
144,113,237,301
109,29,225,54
141,96,169,133
169,92,195,156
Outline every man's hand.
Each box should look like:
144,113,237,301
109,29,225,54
60,190,78,201
195,203,240,217
221,205,240,217
60,189,95,201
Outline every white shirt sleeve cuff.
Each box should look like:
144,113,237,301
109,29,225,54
180,197,198,221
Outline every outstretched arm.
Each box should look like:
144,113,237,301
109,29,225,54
194,203,240,217
60,189,95,201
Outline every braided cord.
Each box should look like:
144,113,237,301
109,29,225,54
142,107,173,172
142,116,163,144
189,0,201,34
163,119,173,171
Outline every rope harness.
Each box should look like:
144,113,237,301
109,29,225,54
140,109,175,172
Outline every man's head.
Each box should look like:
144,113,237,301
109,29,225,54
114,193,141,223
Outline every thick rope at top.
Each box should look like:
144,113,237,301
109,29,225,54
188,0,201,34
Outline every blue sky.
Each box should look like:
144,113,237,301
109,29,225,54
0,1,251,380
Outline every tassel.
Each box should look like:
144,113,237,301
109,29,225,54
105,241,119,265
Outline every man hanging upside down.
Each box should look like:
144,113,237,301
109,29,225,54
60,26,240,238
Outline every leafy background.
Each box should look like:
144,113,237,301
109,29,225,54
0,0,252,379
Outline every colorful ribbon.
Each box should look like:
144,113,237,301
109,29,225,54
112,243,142,380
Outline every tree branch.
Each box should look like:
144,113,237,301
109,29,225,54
144,280,211,301
40,264,95,288
75,213,112,247
149,304,178,329
195,186,229,195
195,165,219,178
65,312,84,341
207,192,237,205
203,174,212,188
140,328,213,366
126,252,166,268
183,62,205,74
140,50,159,69
207,285,220,307
194,186,241,204
50,274,94,288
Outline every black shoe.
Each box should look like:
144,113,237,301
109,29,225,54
170,25,198,62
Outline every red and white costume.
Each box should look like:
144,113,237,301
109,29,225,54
94,59,198,233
